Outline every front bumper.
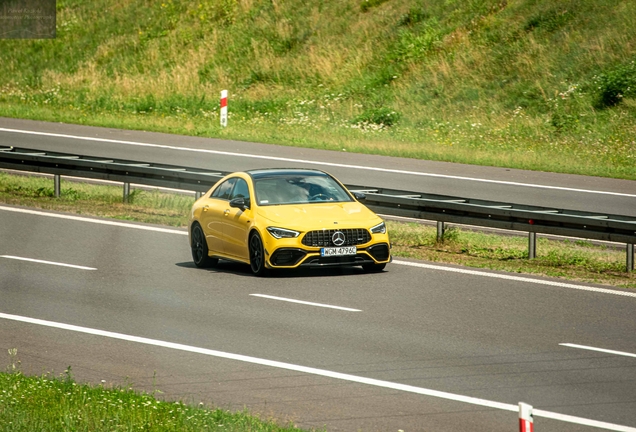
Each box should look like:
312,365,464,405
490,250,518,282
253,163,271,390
266,242,391,268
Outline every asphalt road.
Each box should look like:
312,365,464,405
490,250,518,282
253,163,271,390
1,118,636,431
1,117,635,216
1,206,636,431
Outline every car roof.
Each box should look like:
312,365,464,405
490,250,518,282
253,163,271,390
245,168,329,179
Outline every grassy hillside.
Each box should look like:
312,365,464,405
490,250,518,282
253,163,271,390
0,0,635,179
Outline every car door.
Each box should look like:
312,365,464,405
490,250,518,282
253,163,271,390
223,177,253,261
199,177,237,255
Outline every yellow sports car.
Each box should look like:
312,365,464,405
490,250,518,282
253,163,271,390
189,168,391,275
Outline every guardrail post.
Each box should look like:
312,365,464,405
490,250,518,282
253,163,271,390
528,232,536,259
628,243,634,272
54,174,61,198
123,182,130,203
195,191,202,200
437,221,445,242
519,402,533,431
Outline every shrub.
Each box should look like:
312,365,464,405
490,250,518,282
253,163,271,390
524,8,573,33
353,107,401,127
360,0,389,13
391,20,442,63
398,7,429,27
593,60,636,108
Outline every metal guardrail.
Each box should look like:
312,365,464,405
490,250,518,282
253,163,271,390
348,185,636,271
0,145,228,195
1,145,634,271
347,185,636,244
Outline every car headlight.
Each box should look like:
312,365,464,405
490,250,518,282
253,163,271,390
267,227,300,239
370,221,386,234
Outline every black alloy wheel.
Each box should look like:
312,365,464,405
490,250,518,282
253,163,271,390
249,232,268,276
191,223,218,268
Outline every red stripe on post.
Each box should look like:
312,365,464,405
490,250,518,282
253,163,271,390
220,90,228,127
519,419,533,432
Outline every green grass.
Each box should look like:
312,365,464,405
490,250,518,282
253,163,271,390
0,172,193,226
0,0,635,179
388,223,634,288
0,359,309,432
1,171,634,288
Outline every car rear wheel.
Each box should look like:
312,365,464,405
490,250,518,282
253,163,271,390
249,232,268,276
191,223,218,268
362,263,386,273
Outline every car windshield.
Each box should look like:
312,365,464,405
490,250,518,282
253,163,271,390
253,173,353,206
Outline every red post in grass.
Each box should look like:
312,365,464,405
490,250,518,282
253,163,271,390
220,90,228,127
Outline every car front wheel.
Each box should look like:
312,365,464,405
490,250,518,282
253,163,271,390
249,232,268,276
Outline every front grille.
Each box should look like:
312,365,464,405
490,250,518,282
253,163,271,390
301,229,371,247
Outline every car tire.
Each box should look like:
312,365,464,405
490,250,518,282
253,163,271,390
191,223,218,268
249,231,268,276
362,263,386,273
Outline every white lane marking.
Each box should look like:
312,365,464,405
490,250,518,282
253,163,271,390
560,343,636,358
250,294,361,312
393,260,636,298
1,312,634,431
1,127,634,198
0,255,96,270
0,205,187,235
530,409,636,432
2,205,634,299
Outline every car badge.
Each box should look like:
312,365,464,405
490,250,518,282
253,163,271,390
332,231,346,246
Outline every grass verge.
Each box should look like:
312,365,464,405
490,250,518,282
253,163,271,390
0,357,309,431
1,171,633,288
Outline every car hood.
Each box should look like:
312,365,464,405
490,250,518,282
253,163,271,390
257,202,381,229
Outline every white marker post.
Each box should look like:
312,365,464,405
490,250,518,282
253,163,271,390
519,402,534,432
220,90,228,127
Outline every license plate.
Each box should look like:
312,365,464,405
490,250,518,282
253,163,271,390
320,246,357,257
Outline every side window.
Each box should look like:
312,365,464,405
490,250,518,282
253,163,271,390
211,178,237,200
230,178,250,200
230,178,251,207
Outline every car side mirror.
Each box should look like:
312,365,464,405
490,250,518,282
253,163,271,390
230,197,249,210
352,192,366,201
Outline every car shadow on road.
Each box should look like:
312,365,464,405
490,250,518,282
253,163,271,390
175,261,384,279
